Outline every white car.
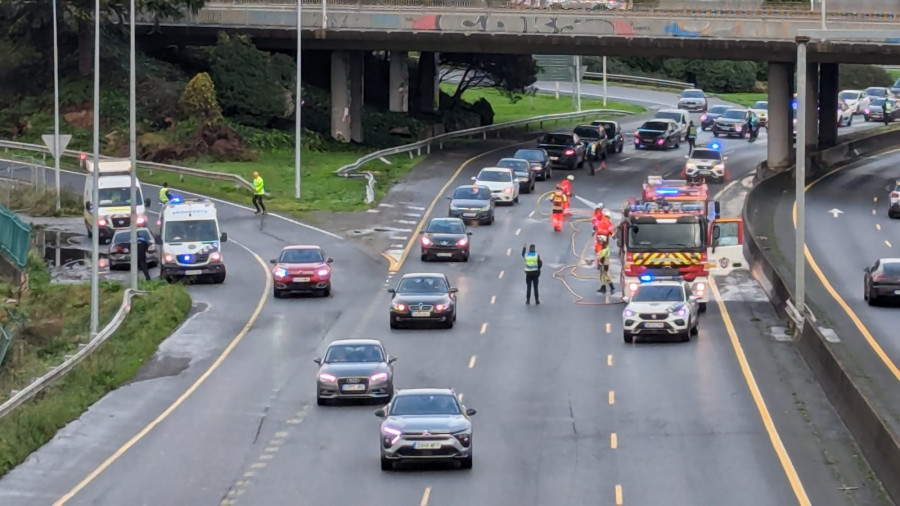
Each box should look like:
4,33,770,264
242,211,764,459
621,279,700,343
472,167,518,205
837,103,853,127
839,90,870,115
889,179,900,219
749,100,768,127
683,147,727,184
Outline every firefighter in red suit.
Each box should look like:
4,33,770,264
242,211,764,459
592,206,614,236
550,186,567,231
559,175,574,215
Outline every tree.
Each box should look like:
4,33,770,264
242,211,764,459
439,53,538,107
839,64,892,90
180,72,223,125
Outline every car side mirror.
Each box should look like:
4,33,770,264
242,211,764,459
313,357,321,365
220,232,228,242
622,296,630,303
712,225,721,240
470,176,476,181
387,288,396,294
467,231,473,235
374,409,386,418
326,257,334,263
446,196,452,200
388,356,397,364
689,295,699,302
269,259,277,264
465,408,477,416
449,287,459,293
723,156,729,161
683,155,690,159
144,198,151,208
863,267,870,273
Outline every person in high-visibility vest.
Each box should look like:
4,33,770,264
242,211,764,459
550,186,567,231
158,182,171,204
596,233,614,294
522,243,543,305
687,121,697,154
559,175,573,215
252,171,266,215
884,100,893,126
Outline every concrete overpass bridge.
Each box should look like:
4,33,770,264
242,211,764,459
140,0,900,170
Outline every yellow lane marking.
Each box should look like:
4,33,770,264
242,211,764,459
480,323,488,334
876,223,881,231
607,354,613,367
515,227,521,236
54,239,272,505
608,391,615,404
610,433,618,449
506,248,511,256
420,487,432,506
390,144,520,273
886,240,893,248
792,162,900,385
468,355,477,369
615,485,623,505
498,270,505,279
381,251,400,272
490,295,496,304
605,322,611,334
709,279,811,505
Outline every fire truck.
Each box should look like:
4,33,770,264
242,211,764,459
641,176,709,209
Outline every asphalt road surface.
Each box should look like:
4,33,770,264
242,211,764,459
0,103,887,504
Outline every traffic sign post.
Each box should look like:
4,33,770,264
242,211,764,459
42,133,72,209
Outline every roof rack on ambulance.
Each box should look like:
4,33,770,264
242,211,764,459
85,159,132,174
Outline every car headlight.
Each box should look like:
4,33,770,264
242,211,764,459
671,306,687,317
370,372,389,382
453,430,472,447
273,267,287,278
383,426,402,446
434,303,450,312
393,303,407,312
163,254,175,264
623,309,635,318
317,268,330,277
714,163,725,171
456,238,468,247
318,372,337,383
685,163,697,170
210,251,222,262
503,187,512,194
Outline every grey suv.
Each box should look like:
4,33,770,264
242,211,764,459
315,339,396,405
375,388,476,470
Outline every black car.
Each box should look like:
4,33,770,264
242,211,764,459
572,125,608,161
513,148,552,181
700,105,730,131
591,120,625,154
497,157,535,193
538,132,586,170
448,185,494,225
863,258,900,305
633,120,681,150
420,217,472,262
712,108,755,138
865,98,900,123
388,273,458,329
677,88,708,112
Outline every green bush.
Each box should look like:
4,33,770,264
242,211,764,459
180,72,224,126
839,64,893,90
663,60,757,93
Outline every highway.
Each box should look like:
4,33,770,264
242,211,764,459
0,88,886,505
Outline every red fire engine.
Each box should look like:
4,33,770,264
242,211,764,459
641,176,710,212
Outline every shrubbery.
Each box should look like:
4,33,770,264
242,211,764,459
839,64,893,90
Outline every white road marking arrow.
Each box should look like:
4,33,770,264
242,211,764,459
828,208,844,218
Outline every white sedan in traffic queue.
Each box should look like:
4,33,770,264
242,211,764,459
621,279,700,343
472,167,519,205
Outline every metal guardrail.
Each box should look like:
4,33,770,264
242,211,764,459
0,203,32,270
335,108,635,203
583,72,692,89
0,141,253,192
0,289,143,420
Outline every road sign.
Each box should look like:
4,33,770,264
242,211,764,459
42,134,72,159
534,55,587,82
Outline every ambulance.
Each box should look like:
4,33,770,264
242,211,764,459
83,159,150,242
157,197,228,284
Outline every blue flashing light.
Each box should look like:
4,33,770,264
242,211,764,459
179,254,193,263
709,142,721,150
655,188,680,196
791,99,798,110
170,195,183,204
639,274,653,283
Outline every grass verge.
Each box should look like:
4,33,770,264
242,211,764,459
0,264,191,477
717,93,768,107
440,84,646,122
887,69,900,82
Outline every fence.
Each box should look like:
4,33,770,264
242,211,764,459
583,72,693,89
0,203,32,270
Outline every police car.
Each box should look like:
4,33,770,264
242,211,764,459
621,276,700,343
683,144,727,184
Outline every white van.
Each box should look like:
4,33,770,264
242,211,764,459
83,159,150,243
654,109,690,141
157,197,228,284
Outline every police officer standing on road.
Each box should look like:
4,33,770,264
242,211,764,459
884,100,893,126
687,121,697,154
252,171,267,215
158,182,171,205
136,234,151,281
522,243,542,305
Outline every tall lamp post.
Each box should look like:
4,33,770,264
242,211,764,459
90,0,101,335
52,0,62,211
294,0,302,199
128,0,138,290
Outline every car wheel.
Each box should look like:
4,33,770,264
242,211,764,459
863,284,869,301
618,142,623,153
453,310,457,322
623,332,633,344
698,302,707,313
322,286,331,297
713,131,720,138
444,318,454,329
317,396,327,406
865,115,870,122
530,182,535,193
690,318,699,336
680,329,691,342
848,117,853,126
489,213,495,224
211,273,226,284
421,253,429,262
514,195,519,204
381,457,394,471
274,289,283,299
867,289,878,306
462,252,469,262
460,455,473,469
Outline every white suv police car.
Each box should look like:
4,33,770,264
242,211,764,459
683,146,727,184
622,277,700,343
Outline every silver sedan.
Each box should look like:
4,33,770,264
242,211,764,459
315,339,396,405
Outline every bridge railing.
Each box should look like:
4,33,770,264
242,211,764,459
0,203,31,270
583,72,692,89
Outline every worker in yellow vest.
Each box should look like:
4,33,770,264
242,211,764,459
252,171,266,215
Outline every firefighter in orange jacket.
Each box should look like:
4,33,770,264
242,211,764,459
551,186,567,231
592,205,613,236
559,175,574,215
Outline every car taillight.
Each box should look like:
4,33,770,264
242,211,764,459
564,149,575,156
209,251,222,261
634,132,640,137
421,236,432,246
865,108,871,114
136,215,146,225
872,274,886,282
891,192,899,198
701,114,707,121
98,218,107,227
457,238,468,247
693,282,706,297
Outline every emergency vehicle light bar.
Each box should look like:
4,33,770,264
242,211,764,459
628,202,705,213
640,274,684,283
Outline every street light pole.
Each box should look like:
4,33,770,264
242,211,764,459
294,0,302,199
795,37,809,324
602,56,608,107
821,0,826,30
52,0,61,211
90,0,101,336
128,0,138,290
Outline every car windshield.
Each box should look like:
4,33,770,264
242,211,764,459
496,159,529,173
627,222,704,250
655,111,682,121
397,276,448,293
866,88,887,97
632,285,685,302
682,90,704,98
112,229,152,244
708,105,729,115
722,110,746,119
98,187,144,207
690,149,721,160
751,101,768,110
573,126,600,139
871,98,887,106
280,248,324,263
452,186,490,200
540,134,574,145
641,121,669,131
840,92,858,101
390,394,461,416
477,170,511,182
163,219,218,243
881,262,900,276
514,149,545,162
325,344,384,363
426,220,465,234
894,79,900,87
593,122,616,137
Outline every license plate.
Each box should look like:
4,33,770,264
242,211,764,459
414,441,442,450
185,269,203,275
437,253,453,257
463,213,476,218
644,322,665,328
699,170,710,174
550,156,559,160
341,384,366,391
412,311,431,317
894,290,900,295
296,277,311,282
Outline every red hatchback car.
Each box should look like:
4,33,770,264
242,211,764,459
270,245,334,298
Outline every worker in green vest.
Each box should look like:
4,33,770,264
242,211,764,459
252,171,266,215
686,121,697,154
884,100,893,126
158,182,171,205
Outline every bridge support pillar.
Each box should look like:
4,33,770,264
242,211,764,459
818,63,839,149
767,62,794,170
350,51,365,143
804,63,819,153
418,51,439,113
389,51,409,113
331,51,352,143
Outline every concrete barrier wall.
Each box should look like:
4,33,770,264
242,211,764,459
742,128,900,504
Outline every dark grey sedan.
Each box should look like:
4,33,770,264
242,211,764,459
108,227,158,269
420,217,471,262
315,339,396,406
496,157,535,193
513,148,552,180
448,185,494,225
864,258,900,306
389,273,457,329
